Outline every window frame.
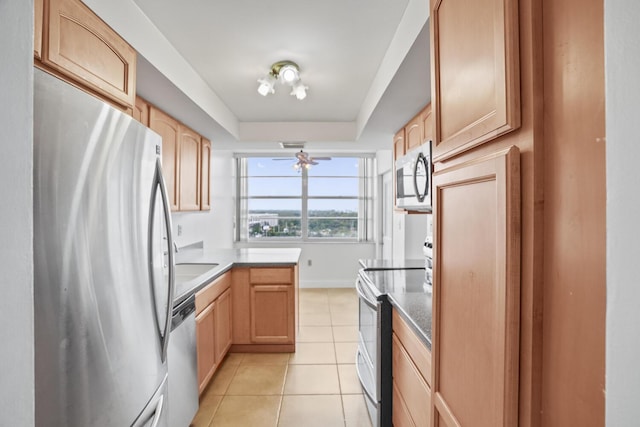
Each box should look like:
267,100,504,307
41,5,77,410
235,154,375,243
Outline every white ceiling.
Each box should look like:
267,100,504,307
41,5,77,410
83,0,431,151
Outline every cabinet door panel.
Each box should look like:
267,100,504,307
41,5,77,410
35,0,44,59
431,0,520,161
393,334,431,427
149,107,180,211
394,128,406,159
133,96,149,126
43,0,136,108
179,126,201,211
214,288,232,362
250,285,294,344
200,138,211,210
196,303,215,394
431,147,520,427
405,114,424,152
231,268,251,344
422,103,433,144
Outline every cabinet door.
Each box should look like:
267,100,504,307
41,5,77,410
431,0,520,161
149,107,180,211
200,138,211,211
405,113,424,152
431,147,520,427
394,128,406,159
178,126,201,211
214,288,232,363
34,0,43,59
42,0,136,108
250,285,294,344
133,96,150,126
422,103,433,144
196,303,215,394
231,268,251,344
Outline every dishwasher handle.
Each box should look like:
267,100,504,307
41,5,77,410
171,294,196,331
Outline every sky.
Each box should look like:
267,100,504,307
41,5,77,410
246,157,360,212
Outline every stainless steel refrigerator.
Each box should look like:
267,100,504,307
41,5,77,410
33,68,175,427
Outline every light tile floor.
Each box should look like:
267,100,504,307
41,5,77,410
192,288,372,427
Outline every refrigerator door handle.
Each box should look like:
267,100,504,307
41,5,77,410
149,157,175,363
147,395,165,427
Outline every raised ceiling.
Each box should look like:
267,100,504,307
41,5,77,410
83,0,430,149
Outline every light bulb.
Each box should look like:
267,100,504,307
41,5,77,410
291,82,308,100
279,64,299,84
257,75,276,96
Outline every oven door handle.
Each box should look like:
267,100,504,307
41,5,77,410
355,276,378,309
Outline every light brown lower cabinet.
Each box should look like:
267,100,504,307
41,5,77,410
392,309,432,427
214,288,232,362
195,272,232,394
195,303,215,392
231,266,297,352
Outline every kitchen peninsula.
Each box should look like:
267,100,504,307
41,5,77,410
174,246,301,394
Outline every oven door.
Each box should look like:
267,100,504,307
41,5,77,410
356,273,380,384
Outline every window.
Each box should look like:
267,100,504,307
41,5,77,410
236,155,374,242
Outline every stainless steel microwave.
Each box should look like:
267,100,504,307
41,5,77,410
395,141,432,211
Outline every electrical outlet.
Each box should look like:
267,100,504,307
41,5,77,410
307,259,312,266
177,225,182,236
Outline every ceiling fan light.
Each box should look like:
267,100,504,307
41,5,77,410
291,82,308,100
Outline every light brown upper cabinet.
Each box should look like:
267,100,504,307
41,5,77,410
34,0,43,59
405,112,424,153
430,0,520,162
431,146,520,427
394,128,406,159
39,0,137,109
200,138,211,211
149,106,180,211
133,96,150,126
422,103,433,144
178,126,202,211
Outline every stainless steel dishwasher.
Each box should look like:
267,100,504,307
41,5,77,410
168,294,199,427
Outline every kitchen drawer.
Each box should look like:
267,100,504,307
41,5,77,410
195,271,231,315
250,267,292,284
393,381,416,427
393,309,431,386
392,334,431,427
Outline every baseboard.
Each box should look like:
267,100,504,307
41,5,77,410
299,280,355,289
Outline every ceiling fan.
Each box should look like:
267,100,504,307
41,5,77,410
275,150,332,171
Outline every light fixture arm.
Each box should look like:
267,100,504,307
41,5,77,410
270,60,300,78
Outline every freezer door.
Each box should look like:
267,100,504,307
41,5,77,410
34,69,172,427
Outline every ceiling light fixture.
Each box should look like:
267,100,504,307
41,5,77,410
258,60,308,100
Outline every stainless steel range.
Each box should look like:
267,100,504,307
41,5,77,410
355,269,392,427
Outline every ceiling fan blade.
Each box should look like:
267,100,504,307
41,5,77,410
273,158,294,160
311,157,332,160
309,160,319,165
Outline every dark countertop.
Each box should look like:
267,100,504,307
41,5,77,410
172,247,301,306
360,267,432,350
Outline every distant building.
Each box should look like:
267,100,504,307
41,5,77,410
248,213,279,227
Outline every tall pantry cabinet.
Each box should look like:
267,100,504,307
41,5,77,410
428,0,605,426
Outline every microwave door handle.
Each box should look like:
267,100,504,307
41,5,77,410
413,152,428,203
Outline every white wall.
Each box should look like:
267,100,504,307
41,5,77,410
172,151,235,249
236,241,376,288
0,0,34,425
605,0,640,424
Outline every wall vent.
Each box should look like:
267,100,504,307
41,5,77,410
279,141,305,149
